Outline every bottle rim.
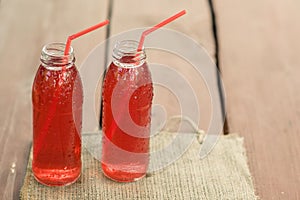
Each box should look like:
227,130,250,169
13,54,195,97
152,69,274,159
112,40,146,68
40,42,75,69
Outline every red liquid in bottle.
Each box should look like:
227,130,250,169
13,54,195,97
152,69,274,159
32,44,83,186
102,54,153,182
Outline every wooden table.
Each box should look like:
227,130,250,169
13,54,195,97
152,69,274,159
0,0,299,199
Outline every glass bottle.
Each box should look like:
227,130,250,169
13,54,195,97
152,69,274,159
32,42,83,186
101,40,153,182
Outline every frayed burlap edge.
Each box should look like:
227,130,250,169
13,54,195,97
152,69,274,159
20,132,259,200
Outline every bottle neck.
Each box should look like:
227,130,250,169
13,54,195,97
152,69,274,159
40,42,75,70
112,40,146,68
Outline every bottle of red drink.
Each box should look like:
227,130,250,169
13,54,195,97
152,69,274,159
101,40,153,182
32,43,83,186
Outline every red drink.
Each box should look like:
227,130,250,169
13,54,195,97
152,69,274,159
101,40,153,182
32,43,83,186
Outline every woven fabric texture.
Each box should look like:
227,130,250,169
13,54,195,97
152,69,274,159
20,133,258,200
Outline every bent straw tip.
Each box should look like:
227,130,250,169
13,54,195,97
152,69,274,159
137,9,187,51
64,19,110,55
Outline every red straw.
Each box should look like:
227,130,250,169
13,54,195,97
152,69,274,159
137,10,186,51
64,19,110,55
35,20,109,155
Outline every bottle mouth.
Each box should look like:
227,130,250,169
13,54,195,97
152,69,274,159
41,42,75,69
112,40,146,68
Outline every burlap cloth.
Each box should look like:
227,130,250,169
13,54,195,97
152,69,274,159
20,131,258,200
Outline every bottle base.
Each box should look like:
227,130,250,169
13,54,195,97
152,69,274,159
33,168,81,186
101,163,146,183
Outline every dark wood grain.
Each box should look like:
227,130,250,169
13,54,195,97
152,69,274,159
214,0,300,199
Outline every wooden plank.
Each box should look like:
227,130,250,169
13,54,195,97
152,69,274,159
214,0,300,199
0,0,108,198
109,0,216,132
